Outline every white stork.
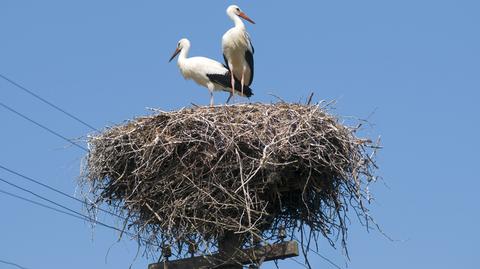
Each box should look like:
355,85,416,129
222,5,255,102
169,38,253,106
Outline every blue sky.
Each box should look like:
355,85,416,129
1,1,479,268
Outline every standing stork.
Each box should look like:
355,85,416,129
222,5,255,102
169,38,253,106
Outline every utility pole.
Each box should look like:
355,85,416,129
217,231,243,269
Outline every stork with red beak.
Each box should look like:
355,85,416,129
169,38,253,106
222,5,255,103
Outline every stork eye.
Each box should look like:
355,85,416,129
236,7,240,11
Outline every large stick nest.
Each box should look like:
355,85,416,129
81,102,379,260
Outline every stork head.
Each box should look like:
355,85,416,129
169,38,190,62
227,5,255,24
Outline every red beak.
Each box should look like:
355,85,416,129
169,47,181,62
239,12,255,24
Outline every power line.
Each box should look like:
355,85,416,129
0,188,88,223
292,234,343,269
0,186,155,247
0,178,153,245
0,101,88,152
0,186,149,245
290,257,308,269
0,259,30,269
0,176,130,235
0,185,125,235
0,163,126,220
0,73,98,131
307,247,342,269
0,176,87,219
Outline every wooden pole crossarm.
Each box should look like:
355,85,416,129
148,241,299,269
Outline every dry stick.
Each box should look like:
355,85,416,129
307,92,315,105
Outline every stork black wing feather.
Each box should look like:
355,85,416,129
207,73,253,98
223,54,230,70
245,49,254,86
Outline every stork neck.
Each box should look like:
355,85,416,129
178,44,190,62
229,13,245,29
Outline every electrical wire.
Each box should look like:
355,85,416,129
308,248,342,269
0,73,98,131
290,257,309,269
0,176,90,220
0,187,150,245
0,102,88,152
0,185,126,235
0,188,88,222
0,259,30,269
0,163,126,220
292,234,343,269
0,179,155,246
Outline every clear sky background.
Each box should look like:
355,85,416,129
1,1,479,268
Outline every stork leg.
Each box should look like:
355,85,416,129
229,65,235,103
240,67,246,97
210,90,214,107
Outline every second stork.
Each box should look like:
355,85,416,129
222,5,255,102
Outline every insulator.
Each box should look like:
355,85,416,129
278,225,286,241
163,244,172,258
188,242,197,256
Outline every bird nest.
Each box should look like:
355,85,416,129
81,102,379,261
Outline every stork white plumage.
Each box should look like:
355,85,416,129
169,38,253,106
222,5,255,102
